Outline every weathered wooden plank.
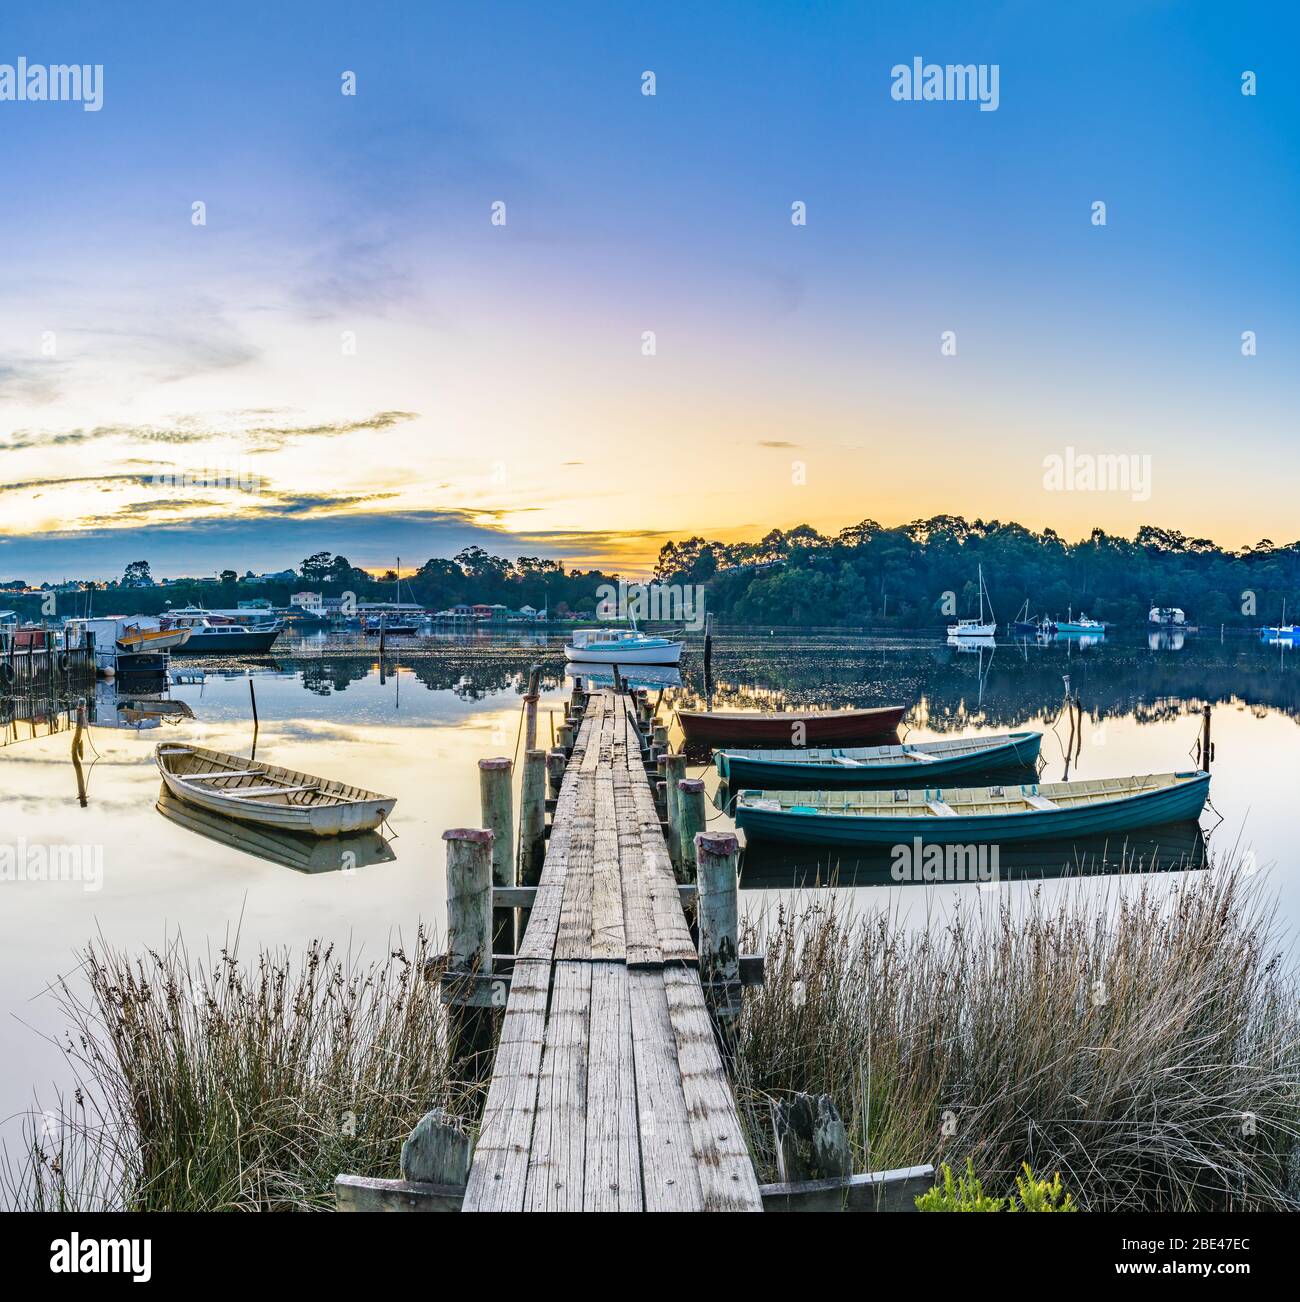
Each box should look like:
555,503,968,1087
590,764,626,959
335,1174,464,1212
760,1165,936,1212
553,769,596,960
627,967,705,1210
662,966,764,1211
462,959,552,1211
583,962,642,1210
617,770,661,967
525,961,591,1210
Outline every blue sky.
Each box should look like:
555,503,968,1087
1,1,1297,580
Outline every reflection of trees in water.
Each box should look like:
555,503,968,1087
677,636,1300,730
276,654,570,702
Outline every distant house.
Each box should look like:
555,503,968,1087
290,592,324,613
242,569,297,585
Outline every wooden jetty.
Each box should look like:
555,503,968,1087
337,683,933,1213
1,629,95,694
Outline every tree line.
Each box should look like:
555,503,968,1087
654,518,1300,628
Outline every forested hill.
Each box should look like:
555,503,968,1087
652,518,1300,628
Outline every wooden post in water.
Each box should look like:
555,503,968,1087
654,780,668,822
676,778,706,881
696,831,741,1018
703,611,713,678
444,827,495,1067
517,748,547,935
523,663,541,753
71,700,88,807
546,747,567,801
557,721,575,754
1201,703,1213,772
479,758,515,955
663,752,687,871
446,828,493,974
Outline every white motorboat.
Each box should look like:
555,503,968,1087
563,626,684,665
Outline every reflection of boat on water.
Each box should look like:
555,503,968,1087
738,820,1210,888
155,743,397,835
735,771,1211,847
715,731,1042,787
156,790,395,873
566,662,682,691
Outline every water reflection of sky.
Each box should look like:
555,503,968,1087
2,631,1297,1154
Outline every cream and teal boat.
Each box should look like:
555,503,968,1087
735,771,1211,846
715,731,1041,787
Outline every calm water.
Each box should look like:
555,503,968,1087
2,627,1297,1147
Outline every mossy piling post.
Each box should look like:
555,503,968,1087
696,830,740,1018
478,757,515,955
517,748,547,934
546,747,567,801
663,751,687,872
444,827,495,1065
676,777,706,880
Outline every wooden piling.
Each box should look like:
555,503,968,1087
676,777,706,880
663,752,687,871
444,826,496,1066
479,758,515,955
523,663,541,753
696,830,740,992
1201,703,1213,772
518,748,547,902
546,747,567,801
557,721,574,753
703,611,714,678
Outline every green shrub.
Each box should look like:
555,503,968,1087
1010,1163,1076,1212
915,1159,1004,1211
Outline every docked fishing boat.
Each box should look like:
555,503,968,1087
1008,600,1045,636
1052,610,1105,636
947,563,996,638
161,608,282,653
154,743,397,836
734,771,1211,846
62,617,172,677
116,618,193,652
716,731,1042,787
678,704,905,747
564,626,683,665
363,613,421,635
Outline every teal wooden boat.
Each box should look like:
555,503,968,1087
715,731,1042,787
735,771,1211,846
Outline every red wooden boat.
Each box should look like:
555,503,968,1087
676,705,906,747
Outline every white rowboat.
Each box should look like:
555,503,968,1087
154,743,396,836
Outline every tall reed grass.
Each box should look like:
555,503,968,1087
7,865,1297,1213
2,929,465,1211
733,866,1300,1210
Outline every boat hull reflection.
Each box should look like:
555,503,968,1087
156,789,396,873
738,820,1209,889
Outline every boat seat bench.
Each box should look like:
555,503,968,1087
1022,794,1059,810
221,783,320,799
